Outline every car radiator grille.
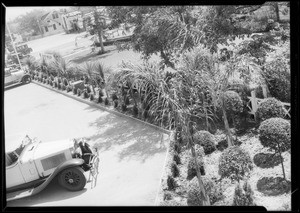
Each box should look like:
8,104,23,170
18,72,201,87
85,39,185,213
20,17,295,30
41,153,66,171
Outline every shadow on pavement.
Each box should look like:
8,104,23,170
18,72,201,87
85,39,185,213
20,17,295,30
83,105,168,163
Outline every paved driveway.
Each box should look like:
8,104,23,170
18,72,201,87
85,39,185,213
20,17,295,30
4,83,169,206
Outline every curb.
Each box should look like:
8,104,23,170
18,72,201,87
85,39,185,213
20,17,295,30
32,81,171,135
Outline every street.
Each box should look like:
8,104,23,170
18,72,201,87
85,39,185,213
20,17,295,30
5,83,169,206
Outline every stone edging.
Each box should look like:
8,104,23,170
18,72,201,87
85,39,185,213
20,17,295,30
32,81,171,135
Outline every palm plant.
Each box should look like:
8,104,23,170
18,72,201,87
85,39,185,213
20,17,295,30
49,56,72,86
22,56,37,77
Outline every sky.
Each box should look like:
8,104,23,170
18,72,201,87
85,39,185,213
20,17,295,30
5,6,69,22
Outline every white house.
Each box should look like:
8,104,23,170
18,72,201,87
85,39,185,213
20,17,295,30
39,10,65,36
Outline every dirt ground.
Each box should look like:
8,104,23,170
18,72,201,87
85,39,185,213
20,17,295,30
5,83,169,206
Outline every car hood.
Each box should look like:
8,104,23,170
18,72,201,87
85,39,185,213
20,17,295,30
33,139,74,160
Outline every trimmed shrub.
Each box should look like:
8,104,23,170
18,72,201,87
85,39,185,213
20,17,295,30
174,143,181,154
163,191,173,201
233,182,255,206
132,104,138,117
167,175,177,190
114,100,118,108
83,90,89,99
193,131,216,155
104,97,109,105
187,156,205,180
90,94,94,101
77,89,82,96
170,162,179,177
258,117,290,152
262,58,290,102
67,86,72,92
173,153,181,165
125,96,130,105
253,153,282,168
98,96,103,103
222,90,243,115
61,84,66,91
121,104,127,111
187,176,214,206
54,82,58,88
255,98,285,122
219,146,253,181
257,177,291,196
86,85,91,93
111,93,117,100
73,87,77,95
63,78,68,86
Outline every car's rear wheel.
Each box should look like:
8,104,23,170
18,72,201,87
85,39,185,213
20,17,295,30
58,167,86,191
22,76,31,84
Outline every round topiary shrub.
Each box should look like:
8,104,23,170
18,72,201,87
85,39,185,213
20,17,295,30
113,100,118,108
258,117,291,152
187,176,214,206
255,98,285,122
194,144,205,158
257,177,291,196
170,162,180,177
67,86,72,93
83,90,89,99
253,153,282,168
73,87,77,95
193,131,216,155
233,181,255,206
132,105,138,117
187,156,205,180
262,58,290,102
222,90,244,115
98,96,103,103
104,97,109,105
167,175,177,190
218,146,253,181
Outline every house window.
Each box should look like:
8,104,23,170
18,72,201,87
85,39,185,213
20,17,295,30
56,13,59,19
53,24,56,30
45,26,48,32
52,14,55,19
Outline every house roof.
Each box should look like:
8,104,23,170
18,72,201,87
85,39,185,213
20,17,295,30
41,12,50,21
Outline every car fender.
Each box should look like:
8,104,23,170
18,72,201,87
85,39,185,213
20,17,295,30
7,158,85,202
20,74,31,82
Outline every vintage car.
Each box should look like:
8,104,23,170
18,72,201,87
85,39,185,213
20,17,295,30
5,136,99,202
4,66,31,88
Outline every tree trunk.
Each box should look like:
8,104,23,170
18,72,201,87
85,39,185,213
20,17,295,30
222,99,234,147
98,27,105,54
189,136,210,206
277,145,286,180
274,3,280,22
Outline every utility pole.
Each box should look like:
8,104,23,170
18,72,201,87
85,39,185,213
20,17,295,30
6,23,23,69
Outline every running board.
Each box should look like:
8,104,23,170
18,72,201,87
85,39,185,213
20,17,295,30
7,187,35,202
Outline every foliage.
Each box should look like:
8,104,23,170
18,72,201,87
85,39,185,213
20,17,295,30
258,117,290,152
221,90,243,116
167,175,177,190
255,98,286,122
233,181,255,206
187,156,205,180
170,162,180,177
104,97,109,105
257,177,291,196
187,176,214,206
262,56,290,103
73,87,78,95
218,146,253,181
193,131,216,155
160,200,183,206
173,152,181,165
90,94,94,101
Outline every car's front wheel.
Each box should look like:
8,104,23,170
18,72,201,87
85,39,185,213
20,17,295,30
22,76,31,84
58,167,87,191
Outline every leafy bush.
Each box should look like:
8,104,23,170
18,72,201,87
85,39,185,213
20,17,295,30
194,144,205,158
233,182,255,206
262,58,290,102
253,153,282,168
121,104,127,111
83,90,89,99
174,143,181,154
257,177,291,196
104,97,109,105
163,191,172,201
258,117,291,152
255,98,285,122
113,100,118,108
218,146,253,181
167,175,177,190
86,86,91,93
173,153,181,165
98,96,103,103
73,87,77,95
187,156,205,180
193,131,216,155
77,89,82,96
222,90,243,115
61,84,66,91
187,176,214,206
170,162,179,177
90,94,94,101
67,86,72,92
111,93,117,100
132,104,138,117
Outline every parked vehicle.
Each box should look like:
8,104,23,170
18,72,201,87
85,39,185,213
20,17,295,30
6,136,99,201
4,66,31,88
